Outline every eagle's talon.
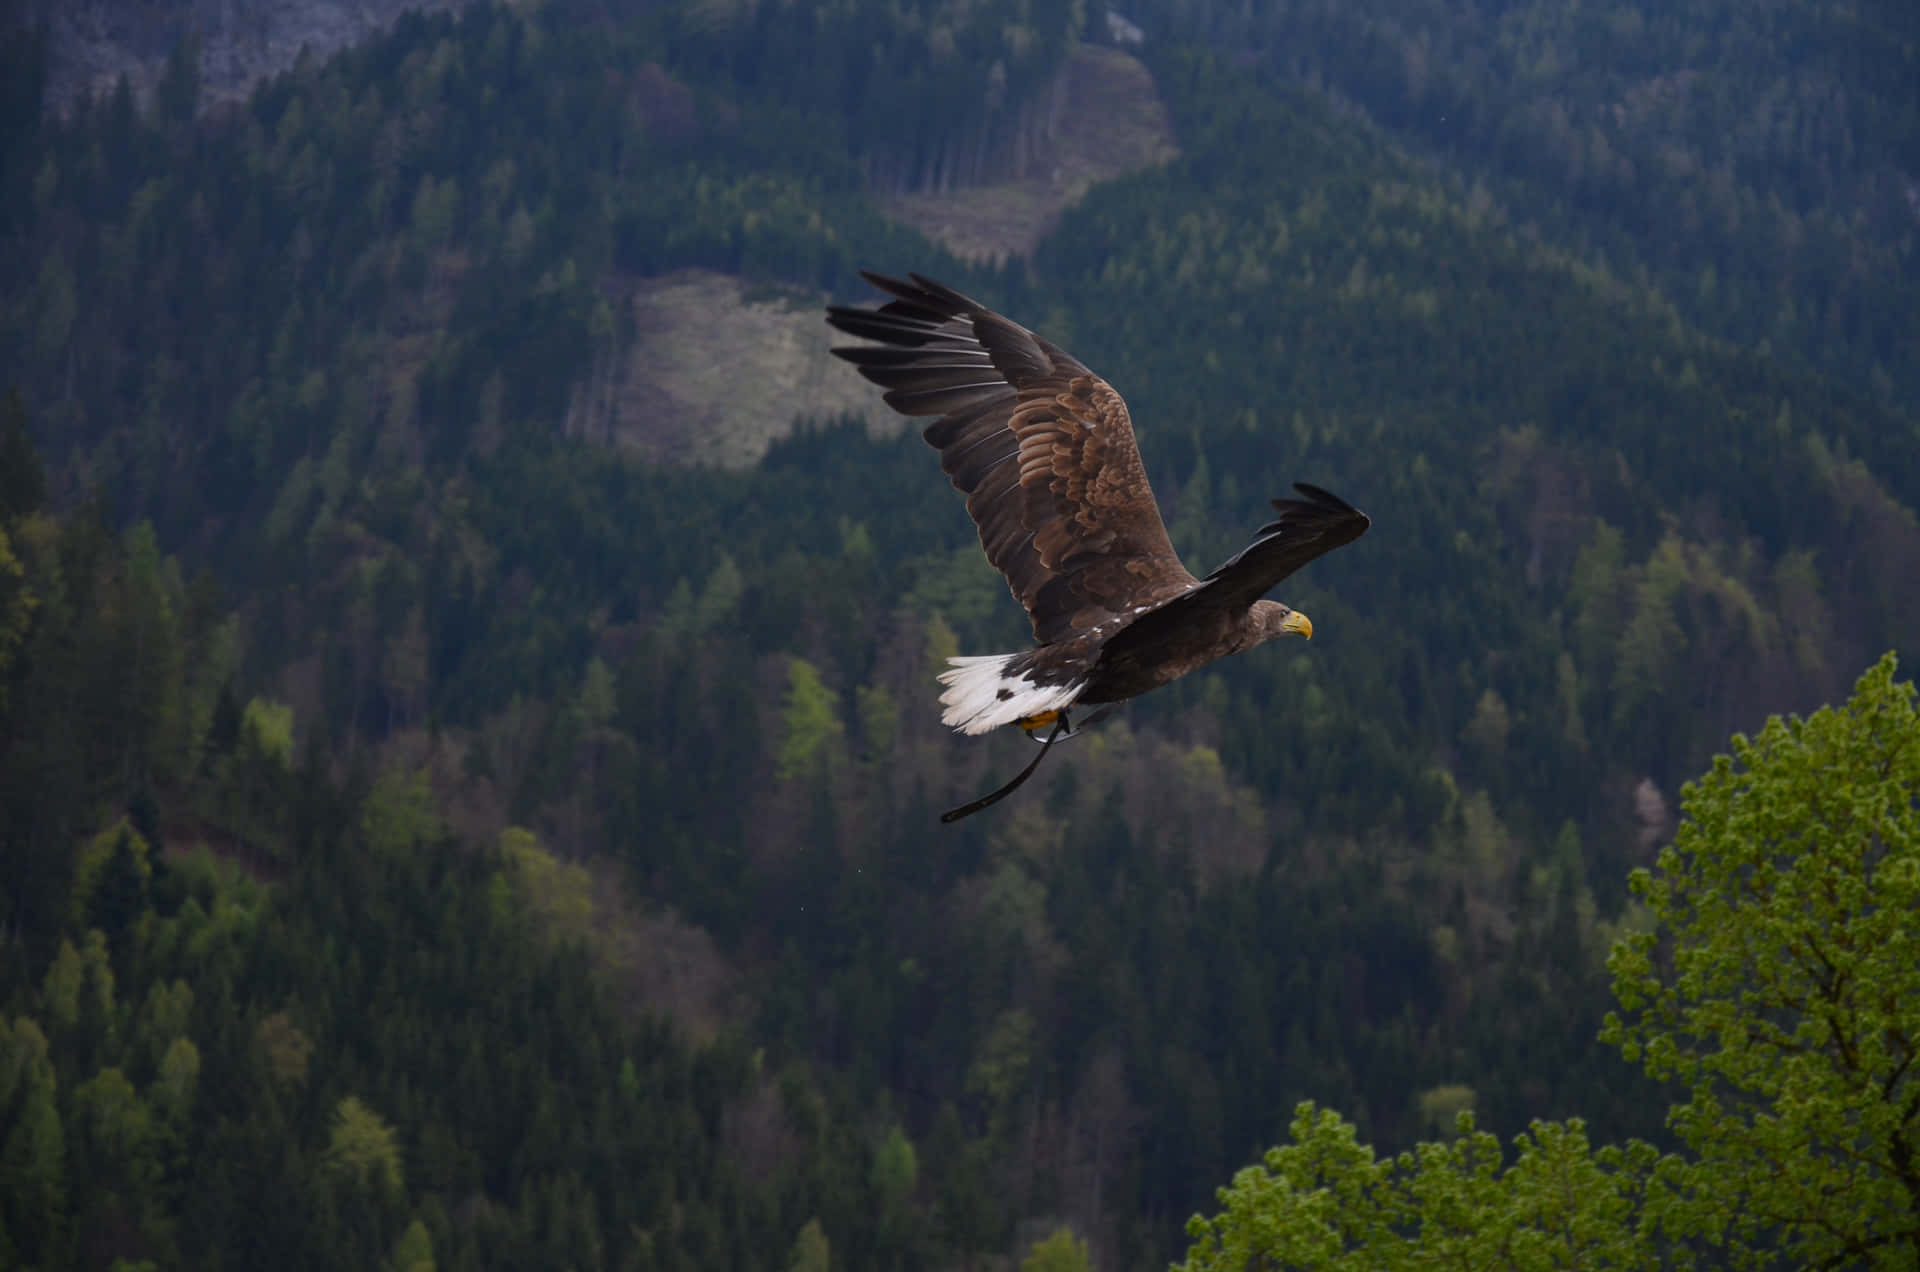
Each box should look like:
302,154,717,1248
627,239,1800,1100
1020,706,1115,743
1017,710,1064,735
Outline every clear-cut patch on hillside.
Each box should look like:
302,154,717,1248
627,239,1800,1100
884,44,1179,263
568,269,896,469
581,47,1182,471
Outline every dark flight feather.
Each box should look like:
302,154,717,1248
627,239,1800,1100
828,271,1197,646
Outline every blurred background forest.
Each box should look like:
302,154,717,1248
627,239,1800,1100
0,0,1915,1267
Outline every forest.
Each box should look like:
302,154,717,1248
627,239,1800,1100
1,0,1916,1267
1122,0,1920,404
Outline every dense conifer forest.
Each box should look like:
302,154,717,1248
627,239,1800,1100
1,0,1915,1266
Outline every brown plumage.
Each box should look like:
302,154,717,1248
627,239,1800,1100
827,271,1370,750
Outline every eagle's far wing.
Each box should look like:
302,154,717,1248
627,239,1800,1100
1196,482,1371,612
828,272,1196,645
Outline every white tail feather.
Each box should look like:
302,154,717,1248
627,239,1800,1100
937,654,1083,735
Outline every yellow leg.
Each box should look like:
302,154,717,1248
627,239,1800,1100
1016,710,1062,734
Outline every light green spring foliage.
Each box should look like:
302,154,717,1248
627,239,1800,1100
787,1217,830,1272
776,657,844,783
1177,1104,1658,1272
1605,651,1920,1268
324,1095,405,1201
389,1218,435,1272
72,1067,159,1197
1182,654,1919,1270
239,697,295,768
871,1125,918,1213
855,682,899,756
499,826,594,943
360,766,444,855
40,936,85,1031
1415,1083,1476,1138
150,1036,201,1123
1023,1225,1095,1272
41,930,114,1036
134,979,194,1068
0,1017,63,1232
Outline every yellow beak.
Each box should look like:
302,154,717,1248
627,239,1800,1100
1282,611,1313,639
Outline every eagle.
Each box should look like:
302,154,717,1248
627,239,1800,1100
827,272,1370,820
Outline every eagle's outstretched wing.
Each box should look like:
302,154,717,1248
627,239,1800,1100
1094,484,1370,658
828,272,1197,645
1200,483,1372,611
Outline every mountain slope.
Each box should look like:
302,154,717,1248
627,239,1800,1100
24,0,469,113
3,3,1918,1267
1122,0,1920,403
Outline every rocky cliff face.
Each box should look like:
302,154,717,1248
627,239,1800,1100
26,0,463,113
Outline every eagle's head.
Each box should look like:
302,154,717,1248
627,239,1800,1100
1252,600,1313,644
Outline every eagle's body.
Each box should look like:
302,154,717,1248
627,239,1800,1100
827,272,1370,740
1064,599,1302,704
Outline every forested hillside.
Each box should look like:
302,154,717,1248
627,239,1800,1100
1126,0,1920,402
0,423,946,1269
2,0,1916,1267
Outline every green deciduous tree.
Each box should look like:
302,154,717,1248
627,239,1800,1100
1022,1224,1094,1272
788,1216,830,1272
70,1065,162,1225
389,1217,434,1272
1184,654,1920,1269
871,1122,919,1252
0,1018,66,1257
256,1010,314,1087
42,929,117,1057
150,1036,201,1124
1178,1105,1657,1271
776,657,843,784
499,826,594,946
324,1095,405,1201
360,766,444,856
968,1008,1035,1142
1605,650,1920,1268
41,938,84,1030
872,1124,918,1212
133,981,192,1070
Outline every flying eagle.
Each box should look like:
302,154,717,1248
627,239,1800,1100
827,272,1369,820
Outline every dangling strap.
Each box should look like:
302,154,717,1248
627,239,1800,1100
941,717,1070,823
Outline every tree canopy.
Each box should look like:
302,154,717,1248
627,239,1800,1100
1607,651,1920,1267
1181,653,1920,1269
